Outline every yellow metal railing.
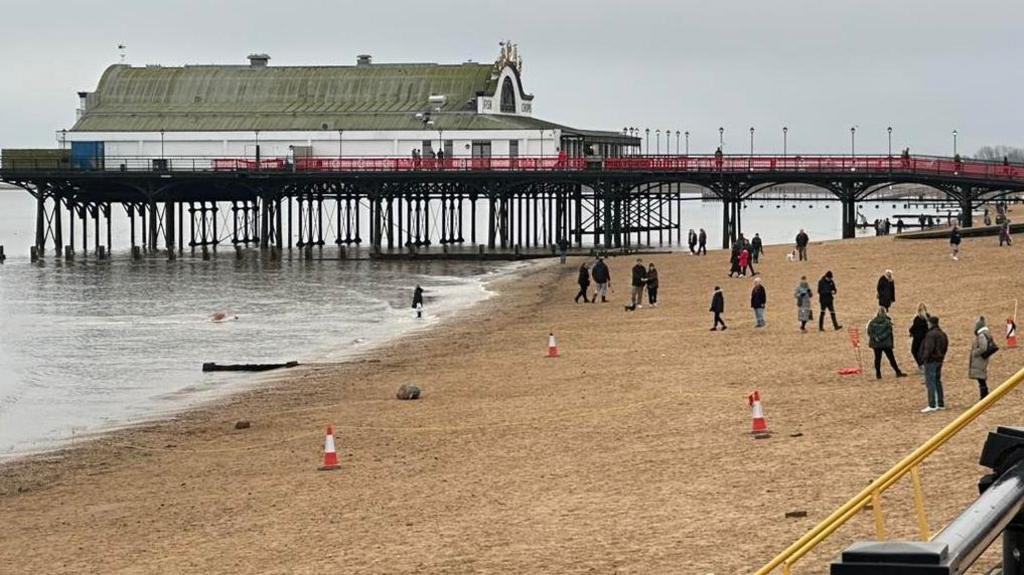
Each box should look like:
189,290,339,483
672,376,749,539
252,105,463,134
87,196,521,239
756,365,1024,575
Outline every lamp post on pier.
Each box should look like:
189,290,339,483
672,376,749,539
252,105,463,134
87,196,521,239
783,126,788,158
850,126,856,157
684,131,690,156
655,129,661,155
665,129,670,155
749,126,755,157
645,128,650,155
719,126,724,150
953,130,958,157
887,126,892,157
675,130,680,155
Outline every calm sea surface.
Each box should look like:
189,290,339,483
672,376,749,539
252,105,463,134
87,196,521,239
0,187,950,458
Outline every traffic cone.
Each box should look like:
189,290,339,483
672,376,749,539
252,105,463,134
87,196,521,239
318,424,340,471
547,333,560,358
748,391,770,436
1007,319,1018,348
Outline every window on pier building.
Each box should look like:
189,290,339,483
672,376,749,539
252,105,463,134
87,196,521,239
500,77,516,113
509,140,519,158
471,141,492,158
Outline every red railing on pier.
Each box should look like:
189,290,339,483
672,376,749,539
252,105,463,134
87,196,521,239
603,155,1024,180
291,157,587,172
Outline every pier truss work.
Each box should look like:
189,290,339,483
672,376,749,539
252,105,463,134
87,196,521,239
3,154,1024,260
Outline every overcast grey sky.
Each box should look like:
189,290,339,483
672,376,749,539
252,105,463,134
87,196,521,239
1,0,1021,155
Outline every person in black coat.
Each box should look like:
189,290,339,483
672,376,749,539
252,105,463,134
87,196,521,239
697,229,707,255
817,271,842,331
591,257,610,303
574,263,591,303
908,302,931,370
412,285,425,318
750,277,767,328
729,243,742,277
877,270,896,311
751,233,763,264
709,286,726,330
795,229,810,261
688,229,698,254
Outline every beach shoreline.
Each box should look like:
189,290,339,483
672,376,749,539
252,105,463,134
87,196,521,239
2,234,1024,573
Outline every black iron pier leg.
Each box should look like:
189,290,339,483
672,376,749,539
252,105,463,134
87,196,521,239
81,203,88,256
959,186,975,228
129,204,136,250
68,200,75,256
34,191,45,257
189,202,196,249
423,194,430,246
316,195,324,246
105,204,111,257
287,195,293,250
841,197,857,239
178,202,184,255
93,204,100,256
260,196,270,250
148,200,158,252
166,201,175,253
54,195,63,257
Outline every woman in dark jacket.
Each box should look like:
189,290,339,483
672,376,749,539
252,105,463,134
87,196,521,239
646,263,660,307
909,302,931,370
574,263,591,303
710,286,726,330
877,270,896,311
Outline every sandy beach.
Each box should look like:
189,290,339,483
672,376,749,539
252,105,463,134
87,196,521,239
3,230,1024,574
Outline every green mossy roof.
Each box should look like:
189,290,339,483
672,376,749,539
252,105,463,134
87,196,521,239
71,62,541,132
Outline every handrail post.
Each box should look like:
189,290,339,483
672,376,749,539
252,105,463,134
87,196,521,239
870,490,886,539
911,466,931,540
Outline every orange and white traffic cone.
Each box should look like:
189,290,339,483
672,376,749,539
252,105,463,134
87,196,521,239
1007,319,1018,348
547,333,560,358
748,391,770,436
318,424,341,471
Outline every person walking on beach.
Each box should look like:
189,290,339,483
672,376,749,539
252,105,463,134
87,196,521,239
817,271,842,331
646,263,660,307
728,243,742,278
710,286,727,330
688,229,698,254
896,218,905,235
698,228,707,255
919,315,949,412
795,229,809,261
909,303,932,371
950,225,962,260
751,233,763,264
738,247,751,277
794,276,813,332
969,316,997,400
751,277,767,328
627,257,647,311
591,257,610,303
574,262,591,304
867,307,908,380
877,270,896,311
1000,220,1013,246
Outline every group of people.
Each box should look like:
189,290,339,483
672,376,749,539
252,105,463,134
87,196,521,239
687,229,709,255
709,269,842,332
574,256,663,311
728,233,764,277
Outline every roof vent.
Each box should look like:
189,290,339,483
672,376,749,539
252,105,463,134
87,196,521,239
356,54,372,66
248,53,270,67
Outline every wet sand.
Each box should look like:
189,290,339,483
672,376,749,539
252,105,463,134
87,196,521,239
3,231,1024,574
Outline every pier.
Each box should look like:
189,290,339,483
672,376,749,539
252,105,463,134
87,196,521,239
2,153,1024,260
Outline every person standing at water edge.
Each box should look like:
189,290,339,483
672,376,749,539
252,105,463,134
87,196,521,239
867,307,908,379
558,237,569,264
591,257,610,303
697,228,707,255
817,271,842,331
795,229,809,261
710,286,727,330
412,285,424,318
751,233,763,264
627,257,647,311
794,276,813,331
909,302,931,371
750,277,767,328
574,263,591,304
688,229,698,255
877,270,896,311
969,316,996,400
646,263,659,307
950,225,962,260
920,315,949,412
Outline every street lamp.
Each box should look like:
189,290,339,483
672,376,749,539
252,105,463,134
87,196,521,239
749,127,755,156
675,130,680,155
953,130,958,157
783,126,788,157
656,129,661,154
160,129,165,159
719,126,724,150
887,126,892,157
665,129,670,155
645,128,650,155
850,126,856,157
684,131,690,156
